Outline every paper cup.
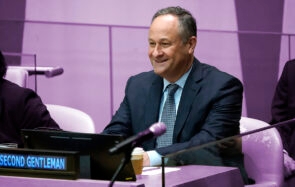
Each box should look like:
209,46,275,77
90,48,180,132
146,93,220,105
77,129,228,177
131,147,144,175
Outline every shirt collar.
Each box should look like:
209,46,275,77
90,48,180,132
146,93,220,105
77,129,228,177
162,66,192,91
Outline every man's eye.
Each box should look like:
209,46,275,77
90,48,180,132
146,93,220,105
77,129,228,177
149,42,156,47
161,43,170,47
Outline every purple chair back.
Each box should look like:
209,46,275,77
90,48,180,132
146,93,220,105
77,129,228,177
240,117,284,187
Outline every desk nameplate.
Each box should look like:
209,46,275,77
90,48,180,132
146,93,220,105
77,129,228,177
0,148,79,179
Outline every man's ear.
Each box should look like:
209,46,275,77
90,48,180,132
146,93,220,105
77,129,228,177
188,36,197,54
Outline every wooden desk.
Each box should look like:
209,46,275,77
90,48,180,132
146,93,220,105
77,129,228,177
0,165,244,187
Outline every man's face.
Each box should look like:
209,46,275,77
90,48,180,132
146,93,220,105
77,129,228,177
148,14,195,82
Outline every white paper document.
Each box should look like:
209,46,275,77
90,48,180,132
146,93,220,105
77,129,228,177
141,167,180,175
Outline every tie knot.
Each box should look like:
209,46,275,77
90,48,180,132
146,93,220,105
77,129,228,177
167,84,179,96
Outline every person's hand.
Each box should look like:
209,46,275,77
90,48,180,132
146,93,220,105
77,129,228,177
143,152,150,166
217,137,242,156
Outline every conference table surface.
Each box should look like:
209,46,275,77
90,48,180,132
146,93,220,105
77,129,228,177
0,165,244,187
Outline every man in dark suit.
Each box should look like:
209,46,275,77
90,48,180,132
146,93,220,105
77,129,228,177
0,50,60,147
270,59,295,178
103,6,248,183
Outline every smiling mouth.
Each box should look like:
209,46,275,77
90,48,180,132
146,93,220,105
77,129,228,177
154,59,168,64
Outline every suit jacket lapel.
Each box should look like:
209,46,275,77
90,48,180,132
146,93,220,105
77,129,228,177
173,59,203,140
144,75,163,128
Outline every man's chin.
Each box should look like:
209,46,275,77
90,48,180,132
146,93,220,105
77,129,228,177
153,68,166,77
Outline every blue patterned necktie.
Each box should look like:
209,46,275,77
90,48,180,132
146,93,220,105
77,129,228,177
157,84,179,148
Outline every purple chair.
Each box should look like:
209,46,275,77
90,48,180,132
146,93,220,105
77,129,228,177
5,67,29,87
46,104,96,133
240,117,284,187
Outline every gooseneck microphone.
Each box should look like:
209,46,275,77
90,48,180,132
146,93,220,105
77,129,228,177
109,122,166,154
7,66,64,78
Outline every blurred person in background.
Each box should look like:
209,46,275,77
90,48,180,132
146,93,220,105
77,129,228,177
270,59,295,179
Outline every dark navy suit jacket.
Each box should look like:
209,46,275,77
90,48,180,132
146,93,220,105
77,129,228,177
103,58,249,183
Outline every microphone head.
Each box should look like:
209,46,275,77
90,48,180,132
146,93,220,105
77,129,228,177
45,67,64,77
149,122,166,137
